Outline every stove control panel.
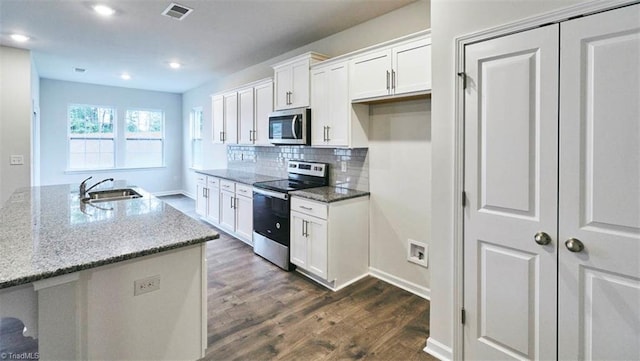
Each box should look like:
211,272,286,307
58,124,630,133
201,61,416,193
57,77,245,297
288,160,327,177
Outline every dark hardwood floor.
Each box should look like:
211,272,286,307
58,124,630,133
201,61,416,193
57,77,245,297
201,234,436,361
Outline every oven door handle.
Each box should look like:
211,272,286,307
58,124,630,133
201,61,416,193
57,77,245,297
253,187,289,200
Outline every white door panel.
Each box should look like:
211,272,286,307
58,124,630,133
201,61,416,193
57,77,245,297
558,5,640,360
464,24,559,361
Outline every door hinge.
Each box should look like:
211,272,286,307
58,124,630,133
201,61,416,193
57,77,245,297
461,308,466,324
462,191,467,207
458,72,467,89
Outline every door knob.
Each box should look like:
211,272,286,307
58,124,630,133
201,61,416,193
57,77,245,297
565,238,584,253
534,232,552,245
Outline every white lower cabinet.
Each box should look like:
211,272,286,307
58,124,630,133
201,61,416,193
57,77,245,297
195,175,219,224
290,195,369,291
196,174,253,246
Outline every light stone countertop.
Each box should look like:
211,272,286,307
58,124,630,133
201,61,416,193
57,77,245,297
291,186,370,203
0,182,219,289
195,169,282,185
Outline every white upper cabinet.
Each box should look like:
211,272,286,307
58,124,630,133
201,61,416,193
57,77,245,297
235,78,273,146
253,79,273,146
211,91,238,144
211,95,225,144
237,87,254,145
310,60,368,148
273,52,328,110
350,31,431,102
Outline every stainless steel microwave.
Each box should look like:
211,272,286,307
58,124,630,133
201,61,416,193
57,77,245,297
268,108,311,145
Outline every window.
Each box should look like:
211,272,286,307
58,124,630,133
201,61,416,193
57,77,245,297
125,109,164,167
68,105,115,169
191,107,203,168
67,105,165,170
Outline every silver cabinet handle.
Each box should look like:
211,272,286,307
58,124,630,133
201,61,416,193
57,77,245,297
300,205,313,211
326,126,330,142
386,70,390,91
391,70,396,90
534,232,552,245
203,187,207,198
565,238,584,253
219,131,223,141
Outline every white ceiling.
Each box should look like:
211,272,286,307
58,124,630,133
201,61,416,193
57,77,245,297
0,0,416,93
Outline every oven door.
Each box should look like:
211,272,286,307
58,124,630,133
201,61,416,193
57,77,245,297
252,188,290,246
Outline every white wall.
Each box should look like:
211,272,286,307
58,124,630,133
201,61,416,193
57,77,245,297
31,56,41,186
427,0,591,358
182,0,430,196
369,99,431,297
39,79,183,193
0,46,32,205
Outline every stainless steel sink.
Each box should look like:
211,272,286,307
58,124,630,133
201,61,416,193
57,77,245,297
83,188,142,203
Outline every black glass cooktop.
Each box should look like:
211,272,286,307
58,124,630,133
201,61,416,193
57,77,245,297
253,179,324,193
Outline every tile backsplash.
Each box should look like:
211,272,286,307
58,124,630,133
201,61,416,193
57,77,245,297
227,146,369,191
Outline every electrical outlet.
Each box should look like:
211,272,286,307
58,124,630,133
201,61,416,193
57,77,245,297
10,155,24,165
134,275,161,296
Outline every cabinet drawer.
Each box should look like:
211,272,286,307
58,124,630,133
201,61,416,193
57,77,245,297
236,183,253,198
291,197,327,219
196,174,206,185
207,177,219,188
220,180,235,192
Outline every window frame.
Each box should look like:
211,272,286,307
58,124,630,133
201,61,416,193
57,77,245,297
67,103,117,171
124,107,166,168
190,107,204,169
66,104,168,172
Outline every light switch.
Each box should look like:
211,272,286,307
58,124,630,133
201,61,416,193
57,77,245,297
10,155,24,165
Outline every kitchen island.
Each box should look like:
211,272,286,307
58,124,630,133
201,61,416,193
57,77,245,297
0,182,219,360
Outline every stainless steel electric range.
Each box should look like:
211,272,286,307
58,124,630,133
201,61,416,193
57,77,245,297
252,160,329,270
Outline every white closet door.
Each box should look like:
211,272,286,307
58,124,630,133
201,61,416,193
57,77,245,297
463,25,559,360
558,5,640,360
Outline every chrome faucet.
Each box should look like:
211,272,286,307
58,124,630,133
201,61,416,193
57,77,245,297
79,176,114,198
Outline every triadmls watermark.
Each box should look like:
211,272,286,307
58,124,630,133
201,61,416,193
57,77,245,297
0,352,39,360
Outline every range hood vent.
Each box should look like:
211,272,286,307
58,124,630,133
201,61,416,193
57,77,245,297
162,3,193,20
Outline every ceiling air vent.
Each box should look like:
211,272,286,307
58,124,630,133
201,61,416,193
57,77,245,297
162,3,193,20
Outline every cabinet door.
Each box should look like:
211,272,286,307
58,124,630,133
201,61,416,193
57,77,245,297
326,63,349,147
211,95,225,144
219,190,236,232
306,217,328,279
223,92,238,144
392,38,431,95
290,59,310,108
254,81,273,145
274,66,292,110
235,195,253,243
350,49,391,100
237,87,255,145
206,186,220,224
195,179,207,217
290,212,308,269
463,25,559,361
558,6,640,360
310,67,329,146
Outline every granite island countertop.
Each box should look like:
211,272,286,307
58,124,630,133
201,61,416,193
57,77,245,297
195,169,281,185
0,182,219,289
291,186,370,203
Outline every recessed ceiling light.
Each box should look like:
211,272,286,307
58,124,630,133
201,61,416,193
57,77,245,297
93,4,115,16
11,34,30,42
169,62,181,69
121,73,131,80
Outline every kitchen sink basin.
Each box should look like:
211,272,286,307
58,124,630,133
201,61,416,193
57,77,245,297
83,188,142,203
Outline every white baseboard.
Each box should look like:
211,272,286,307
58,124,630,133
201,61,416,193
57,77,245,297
424,337,452,361
368,267,430,300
